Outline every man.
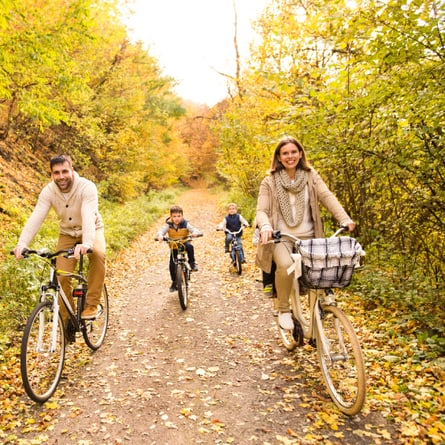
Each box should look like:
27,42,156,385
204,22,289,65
13,154,106,321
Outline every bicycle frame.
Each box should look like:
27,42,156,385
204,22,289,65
17,246,109,403
224,228,243,251
161,234,202,310
41,252,88,334
287,251,335,351
271,229,366,415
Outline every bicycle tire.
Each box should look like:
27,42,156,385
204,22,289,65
176,264,189,310
234,250,242,275
20,301,65,403
316,304,366,415
83,284,109,350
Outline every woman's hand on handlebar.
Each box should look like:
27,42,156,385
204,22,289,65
260,229,273,244
343,222,356,232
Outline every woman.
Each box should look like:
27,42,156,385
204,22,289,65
255,136,355,330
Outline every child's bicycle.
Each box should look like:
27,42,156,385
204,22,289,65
217,227,245,275
161,234,203,310
12,247,109,403
271,228,366,415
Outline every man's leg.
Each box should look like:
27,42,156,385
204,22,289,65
82,228,106,318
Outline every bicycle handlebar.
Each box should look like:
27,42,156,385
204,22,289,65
156,233,204,242
272,226,349,243
10,247,93,259
216,226,247,235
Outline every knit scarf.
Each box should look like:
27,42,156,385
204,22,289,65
274,168,308,227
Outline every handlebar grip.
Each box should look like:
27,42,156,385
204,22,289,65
10,248,30,257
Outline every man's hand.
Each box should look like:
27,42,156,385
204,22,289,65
73,243,92,259
13,244,27,260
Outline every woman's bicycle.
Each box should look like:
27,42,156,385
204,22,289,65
271,228,366,415
13,247,109,403
161,234,202,310
218,227,246,275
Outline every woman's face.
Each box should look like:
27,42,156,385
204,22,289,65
278,142,302,170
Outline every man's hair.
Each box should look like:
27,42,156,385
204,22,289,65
170,205,183,215
50,154,73,170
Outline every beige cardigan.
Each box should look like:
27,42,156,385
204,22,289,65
18,172,103,248
255,169,353,273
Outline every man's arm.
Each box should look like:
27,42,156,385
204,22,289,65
14,188,52,258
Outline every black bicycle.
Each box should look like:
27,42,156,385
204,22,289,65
161,235,202,310
14,247,109,403
218,227,245,275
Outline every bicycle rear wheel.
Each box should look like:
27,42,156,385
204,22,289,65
83,284,109,350
20,301,65,403
234,250,242,275
176,264,189,310
316,304,366,415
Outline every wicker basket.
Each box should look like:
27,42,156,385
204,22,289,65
297,237,364,289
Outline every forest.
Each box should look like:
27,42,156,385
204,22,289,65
0,0,444,442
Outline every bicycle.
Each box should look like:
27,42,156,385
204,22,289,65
161,234,203,310
13,247,109,403
218,227,246,275
270,228,366,415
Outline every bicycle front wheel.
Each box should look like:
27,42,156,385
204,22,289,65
176,264,189,310
20,301,65,403
234,250,242,275
316,304,366,415
83,284,109,350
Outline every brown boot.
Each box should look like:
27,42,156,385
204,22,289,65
81,304,98,319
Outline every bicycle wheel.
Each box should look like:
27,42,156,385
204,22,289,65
83,284,109,350
176,264,189,310
234,249,242,275
20,301,65,403
316,304,366,415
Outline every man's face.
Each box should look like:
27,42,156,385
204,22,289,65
51,161,74,192
170,212,184,225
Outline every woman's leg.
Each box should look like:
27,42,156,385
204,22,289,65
272,241,294,313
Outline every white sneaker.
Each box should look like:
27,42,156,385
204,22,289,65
278,312,294,330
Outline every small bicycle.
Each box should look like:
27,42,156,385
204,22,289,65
13,247,109,403
271,228,366,415
161,234,202,310
218,227,246,275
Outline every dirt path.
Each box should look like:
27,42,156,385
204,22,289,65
16,189,397,445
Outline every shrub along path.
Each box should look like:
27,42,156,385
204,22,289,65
2,189,439,444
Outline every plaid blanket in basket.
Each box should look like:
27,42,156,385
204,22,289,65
297,237,364,289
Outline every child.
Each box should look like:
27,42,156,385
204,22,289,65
217,203,249,264
157,205,202,292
